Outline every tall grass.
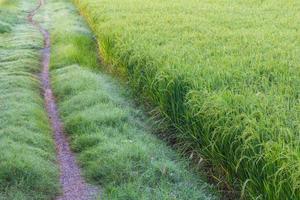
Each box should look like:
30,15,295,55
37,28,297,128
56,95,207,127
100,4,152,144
72,0,300,199
38,0,219,199
0,0,59,199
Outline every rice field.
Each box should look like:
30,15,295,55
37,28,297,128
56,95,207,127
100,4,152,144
1,0,299,199
72,0,300,199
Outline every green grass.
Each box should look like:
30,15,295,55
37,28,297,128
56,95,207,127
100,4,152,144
0,0,59,199
38,0,218,199
0,0,19,33
72,0,300,199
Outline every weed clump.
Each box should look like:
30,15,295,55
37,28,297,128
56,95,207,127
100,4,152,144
0,21,11,33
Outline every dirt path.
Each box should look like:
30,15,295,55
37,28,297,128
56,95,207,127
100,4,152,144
28,1,98,199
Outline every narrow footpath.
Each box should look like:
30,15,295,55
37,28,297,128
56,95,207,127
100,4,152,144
28,1,98,199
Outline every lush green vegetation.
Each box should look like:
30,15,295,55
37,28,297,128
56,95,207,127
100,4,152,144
38,0,218,199
72,0,300,199
0,0,59,199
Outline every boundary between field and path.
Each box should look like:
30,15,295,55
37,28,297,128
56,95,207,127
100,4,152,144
28,1,99,199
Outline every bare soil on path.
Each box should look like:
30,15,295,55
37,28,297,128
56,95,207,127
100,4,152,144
28,1,99,199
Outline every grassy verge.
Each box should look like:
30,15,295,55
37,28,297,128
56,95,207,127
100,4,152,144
38,0,218,199
0,0,59,199
71,0,300,199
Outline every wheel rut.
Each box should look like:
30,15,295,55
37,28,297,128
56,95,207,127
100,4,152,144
28,1,98,199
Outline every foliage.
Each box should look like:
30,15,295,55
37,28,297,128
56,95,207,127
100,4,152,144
43,0,218,199
0,1,59,199
72,0,300,199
